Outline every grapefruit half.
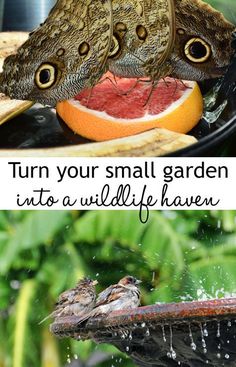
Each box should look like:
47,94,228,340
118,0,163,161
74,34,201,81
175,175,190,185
57,73,203,142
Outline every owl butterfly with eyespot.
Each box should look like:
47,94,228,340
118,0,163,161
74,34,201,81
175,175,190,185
0,0,113,106
109,0,235,81
0,0,235,106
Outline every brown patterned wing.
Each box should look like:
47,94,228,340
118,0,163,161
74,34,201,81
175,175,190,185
0,0,113,105
108,0,175,80
95,285,125,306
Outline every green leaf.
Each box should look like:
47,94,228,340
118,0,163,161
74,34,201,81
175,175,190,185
0,211,69,274
13,279,35,367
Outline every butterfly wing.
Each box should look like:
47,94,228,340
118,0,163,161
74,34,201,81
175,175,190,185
108,0,175,79
0,0,113,105
171,0,235,80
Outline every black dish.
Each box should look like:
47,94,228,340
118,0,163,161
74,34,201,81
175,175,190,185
0,79,235,156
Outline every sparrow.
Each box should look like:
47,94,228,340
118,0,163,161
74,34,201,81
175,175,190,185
39,277,98,324
77,275,141,324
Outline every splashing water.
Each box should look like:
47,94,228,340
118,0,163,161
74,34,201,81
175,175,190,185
167,325,177,360
161,324,167,343
203,323,208,337
203,101,228,124
200,323,207,354
189,324,197,351
217,322,221,338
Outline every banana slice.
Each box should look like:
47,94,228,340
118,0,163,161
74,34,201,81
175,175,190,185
0,128,197,157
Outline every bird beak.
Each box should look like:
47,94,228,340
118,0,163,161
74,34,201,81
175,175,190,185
93,280,98,286
136,279,142,285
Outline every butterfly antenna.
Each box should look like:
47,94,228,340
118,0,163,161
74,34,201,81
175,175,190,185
143,79,158,107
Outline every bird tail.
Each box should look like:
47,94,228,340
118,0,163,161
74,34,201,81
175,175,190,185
76,308,105,325
38,309,61,325
38,313,52,325
76,311,93,325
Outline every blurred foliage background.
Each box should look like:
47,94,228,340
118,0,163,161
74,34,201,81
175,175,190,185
1,210,236,367
206,0,236,23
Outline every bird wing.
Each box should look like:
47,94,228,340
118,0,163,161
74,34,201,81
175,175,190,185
56,285,83,306
95,285,124,307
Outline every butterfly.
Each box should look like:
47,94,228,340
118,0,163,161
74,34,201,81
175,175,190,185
0,0,235,106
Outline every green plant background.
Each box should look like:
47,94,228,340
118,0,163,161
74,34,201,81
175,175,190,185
1,210,236,367
1,3,236,366
207,0,236,22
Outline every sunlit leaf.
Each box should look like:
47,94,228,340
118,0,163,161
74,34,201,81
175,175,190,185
41,328,60,367
12,279,35,367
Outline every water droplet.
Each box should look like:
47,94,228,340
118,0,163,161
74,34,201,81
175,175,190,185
145,328,150,337
126,346,129,352
121,332,126,339
161,325,166,342
35,115,46,123
67,356,71,364
189,325,197,351
217,353,221,359
217,322,221,338
200,323,207,353
169,325,176,360
171,350,177,360
203,324,208,337
225,354,230,359
228,321,232,327
141,322,146,328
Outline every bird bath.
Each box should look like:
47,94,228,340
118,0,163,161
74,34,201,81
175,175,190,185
51,298,236,366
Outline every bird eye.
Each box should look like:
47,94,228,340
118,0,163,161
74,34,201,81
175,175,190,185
127,276,134,283
184,38,211,63
35,63,58,89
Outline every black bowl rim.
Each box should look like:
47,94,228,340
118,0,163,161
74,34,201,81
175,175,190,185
168,114,236,157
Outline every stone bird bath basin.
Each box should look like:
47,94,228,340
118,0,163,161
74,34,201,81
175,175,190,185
51,298,236,366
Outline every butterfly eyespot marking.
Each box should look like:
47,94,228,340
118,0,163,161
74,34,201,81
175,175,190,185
136,25,148,41
115,22,127,32
56,48,65,56
78,42,90,56
184,38,211,63
35,63,57,89
177,28,185,35
109,35,120,58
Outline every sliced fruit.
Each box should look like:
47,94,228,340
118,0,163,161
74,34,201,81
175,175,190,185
57,73,203,141
0,95,33,126
0,128,197,157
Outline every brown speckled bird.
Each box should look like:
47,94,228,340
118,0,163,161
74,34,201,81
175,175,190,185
77,275,141,324
39,277,98,324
